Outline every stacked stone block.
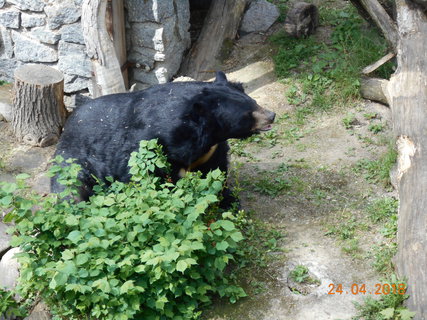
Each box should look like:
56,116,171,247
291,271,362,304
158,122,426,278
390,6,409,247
125,0,190,89
0,0,191,94
0,0,92,94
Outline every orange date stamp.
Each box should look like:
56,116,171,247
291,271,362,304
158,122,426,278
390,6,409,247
328,283,407,295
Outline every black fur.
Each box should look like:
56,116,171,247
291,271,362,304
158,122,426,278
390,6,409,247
51,72,275,205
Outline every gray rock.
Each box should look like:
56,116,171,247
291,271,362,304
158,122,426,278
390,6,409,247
12,31,58,62
31,173,51,195
0,102,12,122
60,23,84,44
0,222,11,257
128,22,161,51
0,247,20,290
44,1,81,30
240,0,280,33
126,0,175,23
8,0,45,12
0,0,5,8
0,10,21,29
0,173,16,184
63,73,90,93
9,149,46,171
24,301,51,320
0,58,21,82
58,41,91,77
0,26,14,59
21,12,46,28
30,27,60,44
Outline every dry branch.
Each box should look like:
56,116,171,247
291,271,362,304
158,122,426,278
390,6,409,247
362,52,395,74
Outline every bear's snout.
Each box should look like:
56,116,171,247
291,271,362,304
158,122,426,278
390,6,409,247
252,106,275,132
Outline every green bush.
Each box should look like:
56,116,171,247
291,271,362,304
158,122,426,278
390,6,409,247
1,140,246,320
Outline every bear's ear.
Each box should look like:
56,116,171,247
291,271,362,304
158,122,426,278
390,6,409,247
214,71,228,85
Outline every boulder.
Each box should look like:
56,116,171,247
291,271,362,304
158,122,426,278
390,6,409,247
240,0,280,33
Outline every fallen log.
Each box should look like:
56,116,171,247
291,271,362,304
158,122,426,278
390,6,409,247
360,77,389,105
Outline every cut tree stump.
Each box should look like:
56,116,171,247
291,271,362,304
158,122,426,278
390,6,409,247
284,2,319,38
12,64,67,147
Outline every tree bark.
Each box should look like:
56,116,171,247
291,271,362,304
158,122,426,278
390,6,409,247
385,0,427,318
81,0,126,97
180,0,248,80
12,64,66,147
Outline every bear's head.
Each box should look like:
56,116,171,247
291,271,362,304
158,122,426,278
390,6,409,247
192,71,275,140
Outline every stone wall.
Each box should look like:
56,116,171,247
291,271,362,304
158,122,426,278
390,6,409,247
125,0,191,90
0,0,191,95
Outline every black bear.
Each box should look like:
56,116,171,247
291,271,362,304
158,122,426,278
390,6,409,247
51,72,275,205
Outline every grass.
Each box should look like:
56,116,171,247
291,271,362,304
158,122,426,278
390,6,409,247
354,141,398,188
270,5,394,114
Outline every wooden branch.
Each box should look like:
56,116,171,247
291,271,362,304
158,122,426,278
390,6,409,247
81,0,125,97
362,52,395,74
360,77,389,105
351,0,399,49
12,64,66,147
386,0,427,318
180,0,249,80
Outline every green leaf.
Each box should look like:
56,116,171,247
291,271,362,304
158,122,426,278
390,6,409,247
76,253,90,266
16,173,31,180
62,250,74,260
379,307,395,319
92,278,111,293
0,195,13,206
67,230,82,243
399,309,416,320
220,220,235,231
120,280,135,294
230,231,244,242
176,260,187,273
49,272,68,289
216,241,229,251
65,215,79,226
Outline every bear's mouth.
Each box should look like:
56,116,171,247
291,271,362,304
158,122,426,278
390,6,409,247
259,124,273,131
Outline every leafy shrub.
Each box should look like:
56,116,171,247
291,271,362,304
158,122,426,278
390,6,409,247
0,287,28,318
1,140,246,320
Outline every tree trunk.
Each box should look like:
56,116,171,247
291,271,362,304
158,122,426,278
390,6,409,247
81,0,126,97
180,0,248,80
385,1,427,318
12,64,66,147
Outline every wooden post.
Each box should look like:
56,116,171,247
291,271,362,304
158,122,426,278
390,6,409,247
180,0,249,80
81,0,126,97
12,64,66,147
385,0,427,317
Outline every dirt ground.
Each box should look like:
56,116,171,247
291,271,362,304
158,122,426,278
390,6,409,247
203,28,395,320
0,23,396,320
